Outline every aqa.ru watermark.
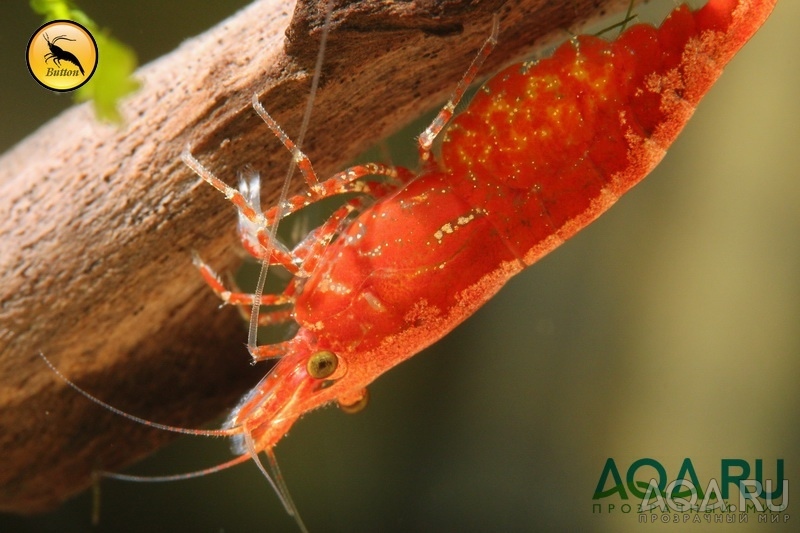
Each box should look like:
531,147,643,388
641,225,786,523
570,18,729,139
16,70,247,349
592,458,789,524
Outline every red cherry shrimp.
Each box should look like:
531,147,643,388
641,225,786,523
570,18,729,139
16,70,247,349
41,0,779,529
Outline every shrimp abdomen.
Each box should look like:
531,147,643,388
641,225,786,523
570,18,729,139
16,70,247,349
441,0,776,263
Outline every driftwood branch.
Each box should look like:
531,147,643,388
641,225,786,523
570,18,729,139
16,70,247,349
0,0,631,513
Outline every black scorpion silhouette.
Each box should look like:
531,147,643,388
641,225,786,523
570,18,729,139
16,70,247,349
43,33,85,75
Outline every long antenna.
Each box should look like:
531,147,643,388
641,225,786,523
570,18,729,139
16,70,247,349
247,4,335,354
238,5,336,530
101,454,253,482
39,352,241,438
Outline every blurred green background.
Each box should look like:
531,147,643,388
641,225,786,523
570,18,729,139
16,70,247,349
2,1,798,531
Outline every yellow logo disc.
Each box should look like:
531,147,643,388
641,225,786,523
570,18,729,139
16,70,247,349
27,20,98,92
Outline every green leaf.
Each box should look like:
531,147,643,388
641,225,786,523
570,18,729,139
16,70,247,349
73,31,141,122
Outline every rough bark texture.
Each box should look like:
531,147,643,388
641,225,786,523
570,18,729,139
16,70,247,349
0,0,630,513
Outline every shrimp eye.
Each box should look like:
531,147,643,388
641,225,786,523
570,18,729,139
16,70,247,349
307,350,338,379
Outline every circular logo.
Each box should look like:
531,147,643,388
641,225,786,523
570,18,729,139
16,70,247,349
27,20,98,92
